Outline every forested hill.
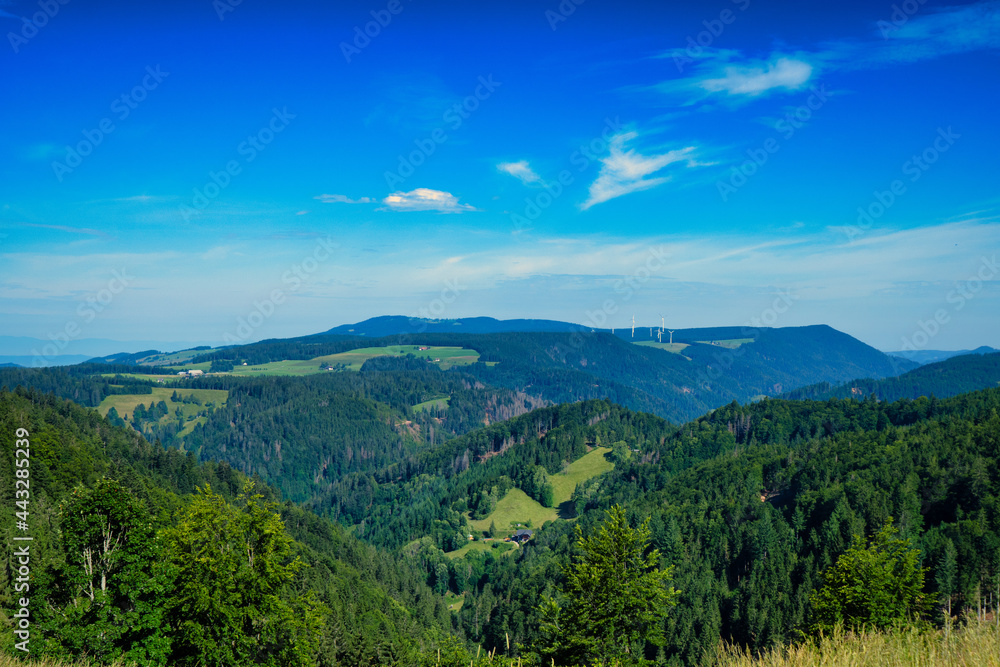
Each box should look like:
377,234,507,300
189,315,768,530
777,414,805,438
0,387,464,665
174,325,915,421
781,351,1000,402
447,387,1000,664
322,315,592,336
888,345,998,365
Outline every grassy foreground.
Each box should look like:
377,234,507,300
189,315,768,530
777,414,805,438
0,657,135,667
717,621,1000,667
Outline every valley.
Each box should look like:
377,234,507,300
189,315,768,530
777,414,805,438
1,320,999,666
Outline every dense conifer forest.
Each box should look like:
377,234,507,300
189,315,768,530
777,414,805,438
1,337,999,665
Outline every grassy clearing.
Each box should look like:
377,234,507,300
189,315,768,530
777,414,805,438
696,338,754,349
216,345,481,376
549,447,613,505
717,622,1000,667
462,447,615,542
445,591,466,612
446,540,495,560
635,341,691,355
467,488,558,534
99,373,186,383
97,388,229,419
414,396,451,412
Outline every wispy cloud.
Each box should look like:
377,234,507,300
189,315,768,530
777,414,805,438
700,56,813,97
380,188,477,213
314,194,375,204
581,132,699,210
658,2,1000,105
656,50,817,104
20,223,110,239
498,160,543,186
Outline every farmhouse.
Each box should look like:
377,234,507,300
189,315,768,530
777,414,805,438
512,529,533,543
188,369,204,376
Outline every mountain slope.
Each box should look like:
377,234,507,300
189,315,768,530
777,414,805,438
0,387,464,664
781,351,1000,402
888,345,998,365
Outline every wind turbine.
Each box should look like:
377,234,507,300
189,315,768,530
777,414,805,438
657,329,662,343
668,330,675,344
631,315,635,338
659,314,665,332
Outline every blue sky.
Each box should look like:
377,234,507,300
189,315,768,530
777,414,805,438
1,0,998,355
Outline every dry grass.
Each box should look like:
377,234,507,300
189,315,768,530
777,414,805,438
717,621,1000,667
0,656,135,667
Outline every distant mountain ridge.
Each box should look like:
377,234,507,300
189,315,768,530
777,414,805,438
321,315,592,336
887,346,998,365
781,351,1000,402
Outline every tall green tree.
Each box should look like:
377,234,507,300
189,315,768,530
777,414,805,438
537,505,679,666
810,519,934,634
163,481,326,667
39,478,171,664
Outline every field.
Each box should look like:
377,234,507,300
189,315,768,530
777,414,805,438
97,387,229,440
635,341,690,355
463,447,615,542
444,539,519,561
697,338,754,348
134,349,217,366
215,345,481,376
467,488,558,534
97,387,229,419
413,396,451,412
100,373,189,383
549,447,613,504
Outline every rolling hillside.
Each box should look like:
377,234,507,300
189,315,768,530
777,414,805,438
781,351,1000,402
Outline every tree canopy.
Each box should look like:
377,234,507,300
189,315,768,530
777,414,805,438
537,505,679,666
810,520,934,634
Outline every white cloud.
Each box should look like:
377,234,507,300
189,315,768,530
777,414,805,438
581,132,698,210
380,188,477,213
659,3,1000,105
700,56,813,96
497,160,543,185
314,194,374,204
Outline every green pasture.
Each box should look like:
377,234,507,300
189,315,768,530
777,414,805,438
549,446,613,504
97,387,229,420
413,396,451,412
635,341,690,355
697,338,754,348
